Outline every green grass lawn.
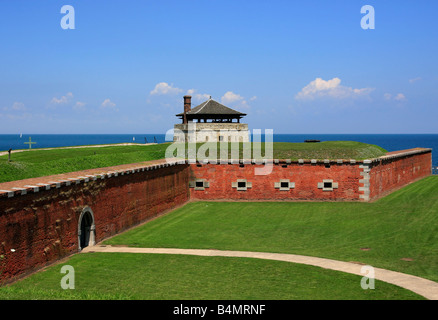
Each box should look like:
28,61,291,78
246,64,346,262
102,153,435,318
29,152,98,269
0,141,386,183
0,144,170,183
0,253,423,300
104,176,438,283
169,141,386,160
251,141,386,160
1,177,435,300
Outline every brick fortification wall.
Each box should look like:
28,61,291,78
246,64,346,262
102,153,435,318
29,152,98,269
189,149,432,202
0,162,189,283
0,148,431,283
189,161,363,201
367,149,432,201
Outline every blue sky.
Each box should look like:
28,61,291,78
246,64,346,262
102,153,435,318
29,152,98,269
0,0,437,134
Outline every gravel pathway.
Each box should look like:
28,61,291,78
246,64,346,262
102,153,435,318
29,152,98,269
82,245,438,300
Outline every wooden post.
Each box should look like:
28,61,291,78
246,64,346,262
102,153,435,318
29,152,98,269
8,148,12,162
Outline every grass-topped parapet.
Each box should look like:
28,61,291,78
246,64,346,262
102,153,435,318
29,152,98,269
0,141,387,183
167,141,387,162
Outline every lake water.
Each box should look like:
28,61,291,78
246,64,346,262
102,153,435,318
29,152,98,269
0,133,437,165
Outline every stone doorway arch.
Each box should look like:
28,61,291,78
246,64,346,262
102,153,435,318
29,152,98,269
78,206,96,251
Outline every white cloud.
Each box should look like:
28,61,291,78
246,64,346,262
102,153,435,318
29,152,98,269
2,102,26,111
12,102,26,111
384,93,406,102
150,82,183,95
186,89,210,102
150,83,254,110
101,99,118,111
409,77,422,84
195,93,211,101
221,91,250,109
51,92,73,104
73,101,86,110
384,93,393,100
295,78,374,100
221,91,244,104
394,93,406,101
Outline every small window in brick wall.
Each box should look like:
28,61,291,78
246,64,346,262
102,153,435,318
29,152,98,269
275,179,295,191
324,182,332,189
318,179,338,191
189,179,210,191
232,179,252,191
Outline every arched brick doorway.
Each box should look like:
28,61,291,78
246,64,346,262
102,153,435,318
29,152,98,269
78,207,96,251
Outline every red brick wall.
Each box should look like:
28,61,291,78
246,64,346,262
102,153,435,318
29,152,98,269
0,164,189,283
189,162,363,201
0,150,432,283
368,151,431,200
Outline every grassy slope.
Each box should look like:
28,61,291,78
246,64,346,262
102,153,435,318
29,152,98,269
0,141,386,183
172,141,386,160
256,141,387,160
104,176,438,282
0,144,170,183
0,253,423,300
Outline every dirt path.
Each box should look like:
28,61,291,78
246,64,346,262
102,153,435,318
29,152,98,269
82,245,438,300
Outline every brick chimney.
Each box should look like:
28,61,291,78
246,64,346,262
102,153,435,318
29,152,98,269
183,95,191,124
184,95,191,113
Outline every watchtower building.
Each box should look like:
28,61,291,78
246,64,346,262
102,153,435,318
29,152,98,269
174,95,249,142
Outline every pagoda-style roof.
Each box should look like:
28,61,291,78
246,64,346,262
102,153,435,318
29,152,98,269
176,98,246,118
